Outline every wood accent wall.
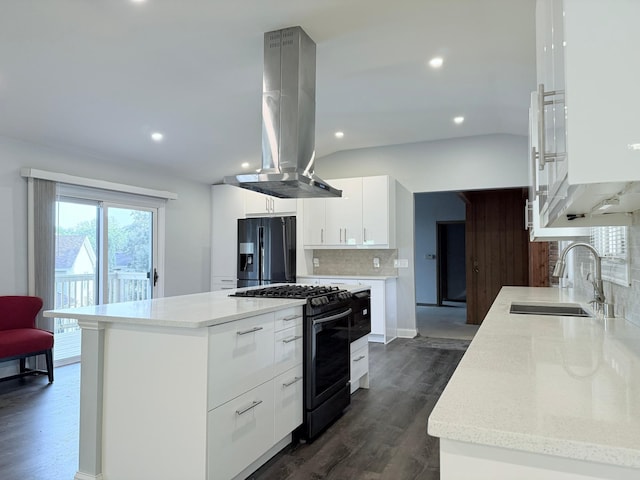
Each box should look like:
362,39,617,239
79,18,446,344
529,241,550,287
465,188,529,325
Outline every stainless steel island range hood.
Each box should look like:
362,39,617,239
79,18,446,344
224,26,341,198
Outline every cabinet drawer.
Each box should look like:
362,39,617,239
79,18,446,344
211,277,237,292
350,344,369,386
274,306,303,332
207,380,274,480
274,324,303,376
208,313,275,410
274,364,303,441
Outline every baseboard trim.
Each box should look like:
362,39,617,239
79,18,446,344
417,302,438,306
75,472,103,480
397,328,417,339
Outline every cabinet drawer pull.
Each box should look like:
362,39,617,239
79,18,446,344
220,279,235,283
236,399,263,416
282,335,302,344
283,376,302,388
282,314,301,321
237,326,264,336
353,355,366,362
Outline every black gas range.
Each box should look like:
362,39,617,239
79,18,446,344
230,283,363,441
231,284,353,314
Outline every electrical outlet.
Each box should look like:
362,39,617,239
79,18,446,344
313,257,319,267
373,257,380,268
393,259,398,268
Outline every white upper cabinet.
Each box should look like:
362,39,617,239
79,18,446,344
302,175,396,249
362,176,396,247
244,189,297,216
325,177,363,246
527,92,589,241
211,185,244,281
534,0,640,227
302,197,326,246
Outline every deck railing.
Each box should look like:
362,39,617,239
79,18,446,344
54,272,150,334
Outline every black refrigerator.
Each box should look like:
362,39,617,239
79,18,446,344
237,216,296,288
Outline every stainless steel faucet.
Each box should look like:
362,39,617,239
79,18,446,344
552,242,606,310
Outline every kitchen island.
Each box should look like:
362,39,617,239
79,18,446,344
428,286,640,479
45,286,361,480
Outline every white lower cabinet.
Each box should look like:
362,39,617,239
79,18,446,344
208,312,275,410
207,306,303,479
274,364,304,440
350,335,369,394
211,276,237,291
208,380,275,480
274,323,303,376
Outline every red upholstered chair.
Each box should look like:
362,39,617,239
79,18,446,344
0,296,54,383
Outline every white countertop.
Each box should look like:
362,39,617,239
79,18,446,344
298,274,398,280
428,286,640,469
44,284,366,329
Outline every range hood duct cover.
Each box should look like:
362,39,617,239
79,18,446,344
224,26,341,199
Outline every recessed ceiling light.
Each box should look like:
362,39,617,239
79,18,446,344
429,57,444,69
453,116,465,125
335,131,344,139
241,162,250,169
151,132,164,142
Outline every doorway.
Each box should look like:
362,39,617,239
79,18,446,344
54,198,158,365
463,188,529,325
436,221,466,306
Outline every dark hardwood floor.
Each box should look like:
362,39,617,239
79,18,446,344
251,337,468,480
0,363,79,480
0,337,467,480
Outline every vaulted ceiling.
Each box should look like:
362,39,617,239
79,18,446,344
0,0,536,183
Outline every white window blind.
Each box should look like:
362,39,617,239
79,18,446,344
590,226,630,286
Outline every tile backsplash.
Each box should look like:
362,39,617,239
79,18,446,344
312,249,398,276
569,210,640,327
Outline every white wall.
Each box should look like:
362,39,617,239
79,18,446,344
395,181,417,337
414,192,466,304
316,133,528,335
0,135,211,298
317,134,528,193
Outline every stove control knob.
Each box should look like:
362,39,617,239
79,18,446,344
311,297,320,306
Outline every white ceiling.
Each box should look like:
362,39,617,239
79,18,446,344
0,0,536,184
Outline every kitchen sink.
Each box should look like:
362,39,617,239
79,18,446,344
509,302,592,317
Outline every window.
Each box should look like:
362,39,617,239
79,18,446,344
53,185,163,365
590,226,630,286
23,168,175,367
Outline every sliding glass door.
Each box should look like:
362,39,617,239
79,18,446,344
54,199,158,365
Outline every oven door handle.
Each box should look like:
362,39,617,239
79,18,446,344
312,308,352,326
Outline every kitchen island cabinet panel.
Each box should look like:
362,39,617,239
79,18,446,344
208,379,275,480
274,322,303,376
45,292,313,480
274,364,304,441
207,312,275,410
101,326,210,480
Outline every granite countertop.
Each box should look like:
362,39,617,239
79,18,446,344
44,283,368,329
427,286,640,469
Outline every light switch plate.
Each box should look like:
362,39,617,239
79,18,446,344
373,257,380,268
313,257,319,267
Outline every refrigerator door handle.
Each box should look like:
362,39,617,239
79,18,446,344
282,220,293,282
258,226,265,284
